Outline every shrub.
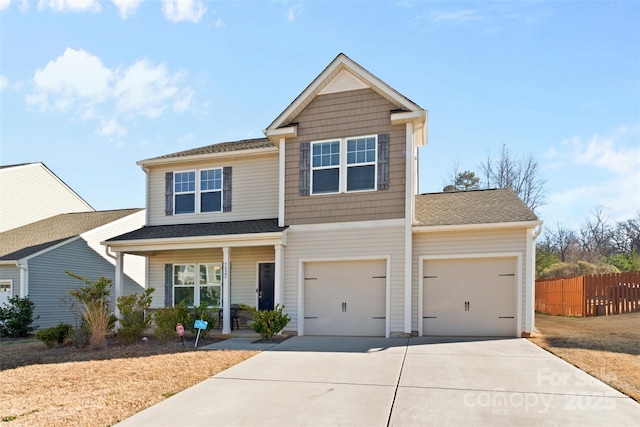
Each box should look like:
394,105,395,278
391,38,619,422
186,303,217,337
67,271,112,349
0,296,39,338
70,327,90,348
116,288,154,345
153,302,190,343
35,323,71,348
251,304,290,341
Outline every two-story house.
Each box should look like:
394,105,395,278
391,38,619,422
105,54,541,338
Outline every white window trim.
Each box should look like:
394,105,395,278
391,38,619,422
310,135,378,196
174,168,224,215
173,263,222,308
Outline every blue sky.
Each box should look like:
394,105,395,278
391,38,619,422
1,0,638,233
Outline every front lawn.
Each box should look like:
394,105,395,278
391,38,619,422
529,311,640,402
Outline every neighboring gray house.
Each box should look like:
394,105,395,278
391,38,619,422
0,209,146,328
0,162,94,232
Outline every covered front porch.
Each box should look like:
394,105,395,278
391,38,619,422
103,219,288,334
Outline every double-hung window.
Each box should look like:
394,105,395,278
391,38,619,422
174,168,223,214
346,136,376,191
310,135,377,195
311,140,340,194
200,169,222,213
173,263,222,307
174,171,196,214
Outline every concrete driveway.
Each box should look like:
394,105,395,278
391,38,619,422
117,336,640,426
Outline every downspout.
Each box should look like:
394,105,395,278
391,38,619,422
16,262,28,298
525,222,544,336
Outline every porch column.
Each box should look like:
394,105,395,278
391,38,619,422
274,244,284,307
114,252,124,323
222,247,231,334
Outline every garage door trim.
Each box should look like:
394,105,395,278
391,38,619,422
298,255,391,337
418,252,523,337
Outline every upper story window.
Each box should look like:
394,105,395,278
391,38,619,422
310,135,377,195
174,168,223,215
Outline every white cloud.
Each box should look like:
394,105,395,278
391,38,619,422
161,0,206,23
27,48,195,143
110,0,143,19
98,118,126,137
37,0,102,13
0,75,8,90
27,48,112,111
544,126,640,224
286,4,302,22
0,0,30,11
427,9,482,25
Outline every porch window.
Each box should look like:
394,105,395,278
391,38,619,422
173,263,222,307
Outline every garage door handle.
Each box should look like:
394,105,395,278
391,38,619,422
372,317,385,320
423,316,437,319
304,317,318,319
499,316,514,319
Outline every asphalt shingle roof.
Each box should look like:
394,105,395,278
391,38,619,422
414,188,538,227
141,138,275,162
0,209,142,260
106,218,287,242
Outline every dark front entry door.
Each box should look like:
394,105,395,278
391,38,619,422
258,263,275,311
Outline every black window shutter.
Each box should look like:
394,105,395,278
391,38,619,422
299,142,310,196
223,166,232,212
164,264,173,307
165,172,174,215
377,133,390,190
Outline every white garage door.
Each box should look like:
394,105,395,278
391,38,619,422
423,257,517,336
304,260,386,336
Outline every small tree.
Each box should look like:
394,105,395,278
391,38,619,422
67,271,112,349
0,296,39,338
116,288,154,345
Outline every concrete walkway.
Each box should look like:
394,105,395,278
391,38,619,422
117,336,640,426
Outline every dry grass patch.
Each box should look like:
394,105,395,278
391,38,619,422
0,336,258,426
530,312,640,402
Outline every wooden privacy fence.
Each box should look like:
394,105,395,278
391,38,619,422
535,272,640,317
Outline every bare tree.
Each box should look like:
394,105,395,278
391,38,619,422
481,144,546,212
547,222,581,263
579,207,615,261
612,213,640,255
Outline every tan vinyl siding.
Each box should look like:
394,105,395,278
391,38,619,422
283,222,406,334
412,228,529,334
0,163,93,232
284,88,406,225
147,154,278,226
147,246,274,309
28,238,145,329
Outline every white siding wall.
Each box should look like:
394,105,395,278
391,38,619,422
147,155,279,226
83,210,146,287
147,246,274,309
0,163,93,232
284,222,406,334
412,228,529,334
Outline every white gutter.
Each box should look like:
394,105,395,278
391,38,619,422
412,220,543,234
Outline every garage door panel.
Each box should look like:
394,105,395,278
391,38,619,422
423,258,517,337
304,260,386,337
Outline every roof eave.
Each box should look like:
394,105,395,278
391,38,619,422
412,220,543,233
103,230,287,253
137,146,279,167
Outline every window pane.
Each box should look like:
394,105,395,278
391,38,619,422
200,286,221,307
200,264,222,284
201,169,222,191
201,191,222,212
175,171,195,193
174,265,195,286
313,168,339,193
347,137,375,165
175,193,195,214
347,165,375,191
174,287,194,307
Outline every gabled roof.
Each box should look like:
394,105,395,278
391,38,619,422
106,218,287,243
0,209,142,261
414,189,539,227
266,53,424,132
138,138,275,166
